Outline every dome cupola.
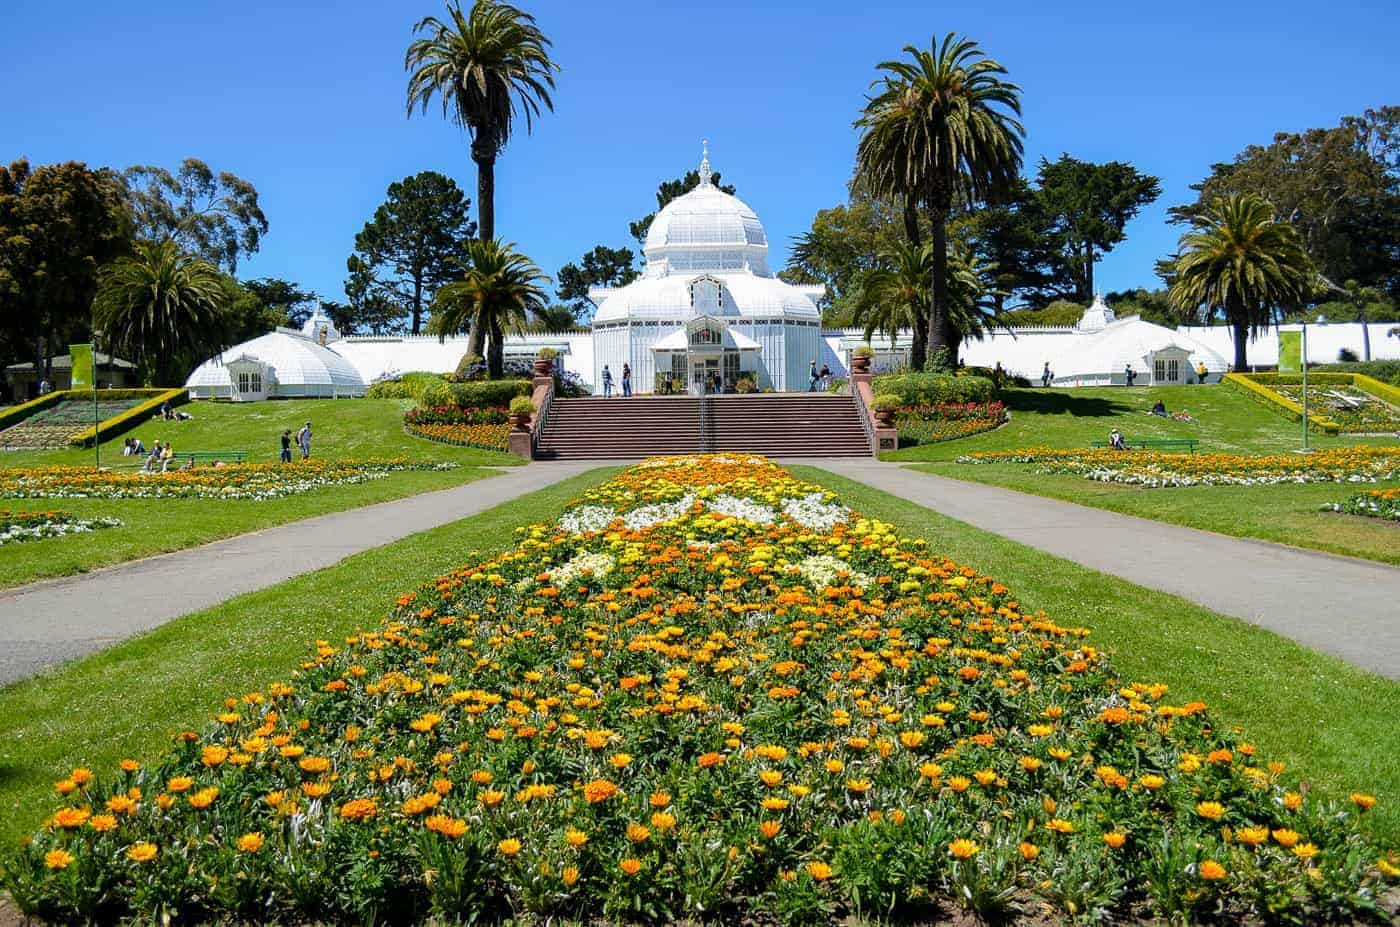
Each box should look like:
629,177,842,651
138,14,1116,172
642,142,770,278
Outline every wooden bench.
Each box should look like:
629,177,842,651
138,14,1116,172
1090,438,1199,454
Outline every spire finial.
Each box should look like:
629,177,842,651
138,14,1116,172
698,138,712,187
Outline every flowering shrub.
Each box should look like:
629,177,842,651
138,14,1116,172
0,510,121,545
897,401,1007,445
403,406,511,450
959,446,1400,488
1326,488,1400,521
4,455,1394,924
0,460,457,501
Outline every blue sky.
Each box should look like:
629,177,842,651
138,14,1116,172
3,0,1396,307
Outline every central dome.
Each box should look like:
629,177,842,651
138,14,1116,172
641,152,771,277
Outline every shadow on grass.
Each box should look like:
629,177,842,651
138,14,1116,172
1007,389,1132,418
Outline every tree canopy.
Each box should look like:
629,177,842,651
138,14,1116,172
556,245,638,320
120,158,267,274
345,171,475,335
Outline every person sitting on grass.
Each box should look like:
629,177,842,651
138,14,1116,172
1151,399,1167,416
1109,429,1126,450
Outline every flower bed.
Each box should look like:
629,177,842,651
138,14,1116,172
896,401,1007,445
1326,487,1400,521
404,405,511,451
958,446,1400,488
1268,385,1400,434
0,459,457,501
5,455,1394,925
0,510,122,545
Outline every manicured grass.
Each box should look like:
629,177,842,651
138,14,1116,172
792,466,1400,846
0,399,521,587
886,385,1400,564
0,467,618,851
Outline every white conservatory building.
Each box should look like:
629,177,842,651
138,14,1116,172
185,309,366,400
588,149,824,393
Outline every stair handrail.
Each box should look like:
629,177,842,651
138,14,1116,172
530,379,555,456
698,391,714,453
849,383,877,456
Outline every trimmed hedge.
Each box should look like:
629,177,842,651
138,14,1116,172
871,371,997,405
1221,374,1340,433
68,388,189,447
1316,360,1400,386
1353,373,1400,408
419,379,530,409
0,390,69,432
365,372,448,401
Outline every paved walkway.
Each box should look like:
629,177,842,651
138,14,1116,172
0,462,600,687
817,461,1400,680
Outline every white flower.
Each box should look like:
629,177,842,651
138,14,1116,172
558,505,617,535
546,552,615,589
782,493,851,530
706,494,776,524
794,554,872,590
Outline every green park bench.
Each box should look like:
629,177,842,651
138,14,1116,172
179,451,248,466
1089,438,1199,454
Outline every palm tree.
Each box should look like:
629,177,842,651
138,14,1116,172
856,34,1023,366
851,240,932,354
92,239,229,385
405,0,557,241
944,244,1010,358
429,238,549,378
529,303,580,332
1169,194,1315,370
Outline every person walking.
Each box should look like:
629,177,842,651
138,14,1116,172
1196,361,1209,384
280,429,293,463
297,422,312,460
1125,364,1137,387
809,359,819,392
601,365,613,398
819,363,832,391
1041,363,1053,388
621,363,632,397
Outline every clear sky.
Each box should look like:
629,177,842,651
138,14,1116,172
3,0,1396,307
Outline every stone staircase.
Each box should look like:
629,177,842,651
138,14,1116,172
534,394,872,459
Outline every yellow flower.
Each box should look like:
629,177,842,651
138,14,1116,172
759,770,783,787
1350,792,1377,811
1272,828,1300,848
1046,818,1076,834
1283,791,1303,811
609,753,633,769
44,850,73,870
236,832,265,853
498,838,522,857
188,787,219,810
166,776,194,793
650,811,676,832
1237,826,1269,847
425,814,468,838
1019,756,1042,772
1293,843,1319,860
51,808,90,829
583,779,619,803
846,778,870,794
625,823,650,843
1196,801,1225,821
806,861,833,881
1102,832,1126,849
562,865,580,886
620,857,643,876
127,842,158,863
1018,842,1040,861
1138,774,1165,790
759,820,782,840
1199,860,1226,881
88,814,118,832
948,839,979,859
565,828,588,848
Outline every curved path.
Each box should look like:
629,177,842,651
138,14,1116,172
0,462,599,687
815,461,1400,680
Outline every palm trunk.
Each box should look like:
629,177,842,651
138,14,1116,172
472,140,496,242
1231,318,1249,371
465,310,485,364
902,197,927,371
926,206,951,367
487,317,504,379
411,275,423,336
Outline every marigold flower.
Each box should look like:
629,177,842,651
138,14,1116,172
650,811,676,831
339,798,377,821
1272,828,1300,848
582,779,619,803
562,865,580,886
1138,774,1165,790
498,838,522,857
1283,791,1303,810
166,776,193,793
1293,843,1319,860
188,787,219,810
1102,832,1126,849
89,814,118,832
425,814,468,838
759,820,782,839
565,828,588,848
1046,818,1076,834
620,857,643,876
237,832,265,853
1196,801,1225,821
1237,826,1269,847
806,861,833,881
1351,792,1377,811
697,752,725,768
44,850,73,870
1199,860,1226,881
1018,842,1040,861
51,808,90,829
626,823,650,843
127,842,158,863
948,838,979,859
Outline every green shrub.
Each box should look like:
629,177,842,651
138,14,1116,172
0,390,68,431
1316,360,1400,385
365,372,446,401
508,395,535,415
536,347,558,360
872,372,997,405
870,393,901,412
447,379,531,408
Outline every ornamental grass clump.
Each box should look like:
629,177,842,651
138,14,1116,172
4,455,1395,924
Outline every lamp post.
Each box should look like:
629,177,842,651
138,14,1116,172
92,332,102,470
1299,319,1308,452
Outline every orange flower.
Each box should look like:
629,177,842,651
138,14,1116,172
44,850,73,870
1196,801,1225,821
425,814,468,838
806,861,833,881
619,857,643,876
1102,832,1126,849
236,832,265,853
948,839,979,859
1199,860,1226,881
697,752,725,768
51,808,90,829
498,838,522,857
1272,828,1300,848
582,779,619,803
1350,793,1377,811
1018,842,1040,861
339,798,377,821
759,820,782,840
127,842,158,863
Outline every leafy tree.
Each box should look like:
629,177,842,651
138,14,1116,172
850,240,932,348
957,176,1058,311
556,244,638,319
120,158,267,273
323,294,405,335
1169,194,1315,369
629,170,736,246
405,0,558,241
1104,288,1179,327
428,238,549,378
92,239,231,385
1034,155,1161,301
856,34,1024,361
219,279,285,344
0,159,131,386
998,299,1086,327
1170,107,1399,297
346,171,475,334
530,303,583,332
242,277,318,327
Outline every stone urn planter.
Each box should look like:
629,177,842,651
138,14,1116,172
850,353,872,374
871,393,900,429
509,411,532,432
873,407,897,427
533,357,554,377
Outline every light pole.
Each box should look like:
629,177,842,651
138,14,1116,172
1299,319,1308,452
92,332,102,470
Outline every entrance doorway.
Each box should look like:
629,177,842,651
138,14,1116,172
691,355,720,394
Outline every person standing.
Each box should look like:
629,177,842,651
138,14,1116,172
621,363,632,397
819,363,832,391
1041,363,1053,388
297,421,312,460
280,429,293,463
1125,364,1136,387
601,365,613,398
809,359,819,391
1196,361,1209,384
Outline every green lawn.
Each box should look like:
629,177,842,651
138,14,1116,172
0,463,1393,854
886,385,1400,564
0,398,521,587
0,467,619,851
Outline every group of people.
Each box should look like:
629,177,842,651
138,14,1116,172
280,422,312,462
600,364,633,398
120,437,146,457
141,440,178,472
159,400,193,421
808,360,833,392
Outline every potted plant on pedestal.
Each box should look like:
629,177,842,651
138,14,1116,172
851,344,874,374
509,395,536,431
534,347,557,377
870,393,901,428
